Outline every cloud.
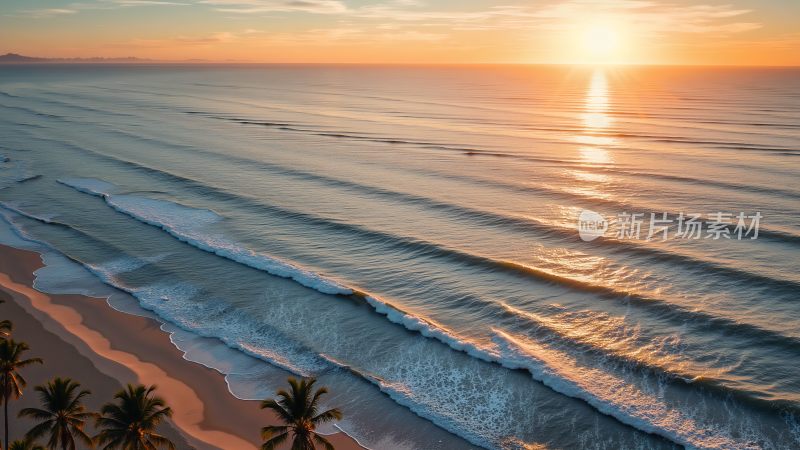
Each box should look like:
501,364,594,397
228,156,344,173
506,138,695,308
347,0,760,36
18,8,78,18
106,0,188,5
16,0,187,17
199,0,347,14
14,0,763,40
378,30,446,41
121,31,244,47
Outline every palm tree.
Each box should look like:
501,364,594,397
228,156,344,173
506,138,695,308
0,340,42,450
0,320,11,340
94,384,175,450
9,439,45,450
260,377,342,450
0,298,11,340
18,378,95,450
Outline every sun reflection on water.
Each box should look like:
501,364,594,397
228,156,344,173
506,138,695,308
566,68,616,194
583,70,613,130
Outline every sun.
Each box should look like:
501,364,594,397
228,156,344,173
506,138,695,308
583,24,618,56
574,22,625,64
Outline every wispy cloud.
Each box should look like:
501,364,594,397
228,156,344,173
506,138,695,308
346,0,760,36
121,31,242,47
107,0,189,5
17,0,187,18
13,0,763,38
199,0,347,14
18,8,78,18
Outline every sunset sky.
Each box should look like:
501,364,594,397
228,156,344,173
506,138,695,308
1,0,798,65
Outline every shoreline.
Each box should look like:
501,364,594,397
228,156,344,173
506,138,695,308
0,243,363,450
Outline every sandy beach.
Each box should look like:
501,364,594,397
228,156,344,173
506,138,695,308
0,244,363,450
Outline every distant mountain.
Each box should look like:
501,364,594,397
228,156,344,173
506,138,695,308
0,53,46,62
0,53,154,63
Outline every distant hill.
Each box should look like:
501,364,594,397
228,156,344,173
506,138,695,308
0,53,154,63
0,53,46,62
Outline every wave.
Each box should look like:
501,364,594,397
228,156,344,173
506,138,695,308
201,112,589,165
0,209,416,448
363,292,749,449
36,129,799,293
5,100,799,247
0,155,39,190
491,330,742,450
57,177,118,196
18,92,136,118
0,202,61,224
17,164,800,448
17,101,798,295
5,72,799,450
496,302,800,412
590,168,800,203
86,122,800,246
55,180,792,448
0,208,503,449
0,200,140,252
18,182,800,404
58,178,352,296
0,206,329,376
0,102,67,120
55,175,800,352
89,266,330,377
77,82,793,159
21,180,800,384
0,206,529,449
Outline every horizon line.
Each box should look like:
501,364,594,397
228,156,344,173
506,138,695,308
2,53,800,68
1,61,799,69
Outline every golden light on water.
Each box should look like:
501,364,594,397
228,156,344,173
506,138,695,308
583,70,612,130
566,68,614,198
578,147,612,165
578,69,613,167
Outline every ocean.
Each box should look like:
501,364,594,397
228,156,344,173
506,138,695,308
0,64,798,450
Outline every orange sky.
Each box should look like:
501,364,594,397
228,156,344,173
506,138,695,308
1,0,798,65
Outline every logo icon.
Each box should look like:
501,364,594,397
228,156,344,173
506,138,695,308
577,209,608,241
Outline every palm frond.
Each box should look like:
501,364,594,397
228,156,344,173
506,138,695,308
17,407,53,421
313,434,336,450
9,438,46,450
0,319,13,339
260,431,289,450
23,421,54,441
260,425,289,440
311,408,342,424
146,432,176,450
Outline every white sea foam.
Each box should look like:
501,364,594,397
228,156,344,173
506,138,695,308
0,209,43,251
99,253,168,276
84,262,328,377
58,177,118,196
493,330,746,450
364,294,747,450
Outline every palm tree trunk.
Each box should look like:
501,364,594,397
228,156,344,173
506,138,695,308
3,397,8,450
